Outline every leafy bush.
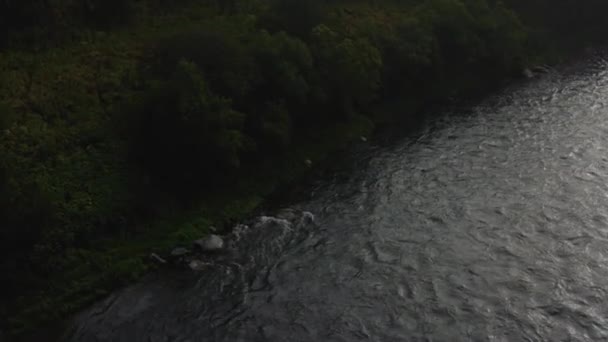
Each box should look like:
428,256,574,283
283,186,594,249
145,26,314,156
150,22,257,100
311,24,383,118
127,60,248,197
243,31,312,149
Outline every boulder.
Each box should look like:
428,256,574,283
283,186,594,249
193,234,224,252
170,247,190,258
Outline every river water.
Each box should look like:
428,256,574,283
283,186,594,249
66,54,608,341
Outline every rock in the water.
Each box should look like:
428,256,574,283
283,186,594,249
360,136,368,142
188,260,211,271
304,159,313,167
301,211,315,225
229,224,249,243
523,68,534,79
532,65,551,74
277,208,298,221
193,234,224,252
170,247,190,258
149,253,167,264
277,209,315,226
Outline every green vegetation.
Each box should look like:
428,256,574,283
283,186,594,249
0,0,605,339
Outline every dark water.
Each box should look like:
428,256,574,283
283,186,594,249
66,54,608,342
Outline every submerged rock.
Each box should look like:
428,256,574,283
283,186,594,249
523,68,534,79
193,234,224,252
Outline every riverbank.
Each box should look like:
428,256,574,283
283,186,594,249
0,0,598,339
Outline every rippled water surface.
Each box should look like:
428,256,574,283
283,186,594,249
68,54,608,341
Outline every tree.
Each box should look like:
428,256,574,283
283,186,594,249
127,60,248,196
244,31,313,146
311,24,382,118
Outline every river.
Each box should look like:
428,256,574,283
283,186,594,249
65,53,608,341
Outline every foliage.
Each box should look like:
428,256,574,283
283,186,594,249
311,24,383,118
127,59,247,195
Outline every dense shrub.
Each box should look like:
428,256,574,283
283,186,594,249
310,24,383,118
139,26,314,160
243,31,312,148
149,22,256,99
127,60,248,196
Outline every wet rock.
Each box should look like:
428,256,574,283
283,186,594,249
277,208,298,221
523,65,552,79
170,247,190,258
188,259,211,271
531,65,551,74
229,224,249,241
255,216,291,230
360,136,368,142
276,209,315,226
193,234,224,252
304,159,313,167
301,211,315,225
149,253,167,264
